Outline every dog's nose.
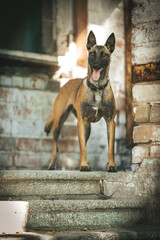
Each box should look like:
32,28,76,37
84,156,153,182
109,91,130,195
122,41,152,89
93,64,100,70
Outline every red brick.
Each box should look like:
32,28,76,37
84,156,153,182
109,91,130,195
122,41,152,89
132,145,149,163
133,125,160,143
14,151,50,169
0,104,10,119
59,139,79,153
17,138,37,151
19,105,34,119
9,88,24,104
40,139,53,152
0,88,9,103
16,138,53,152
0,104,18,119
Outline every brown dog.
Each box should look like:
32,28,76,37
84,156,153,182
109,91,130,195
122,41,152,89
44,31,116,172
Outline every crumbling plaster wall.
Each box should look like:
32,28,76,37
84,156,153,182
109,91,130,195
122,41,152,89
103,157,160,224
0,57,60,170
124,0,160,224
131,0,160,166
103,0,160,225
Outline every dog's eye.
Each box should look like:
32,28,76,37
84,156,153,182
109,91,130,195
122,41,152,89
101,52,107,58
90,51,95,57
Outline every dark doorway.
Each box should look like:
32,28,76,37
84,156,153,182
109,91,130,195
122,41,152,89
0,0,42,53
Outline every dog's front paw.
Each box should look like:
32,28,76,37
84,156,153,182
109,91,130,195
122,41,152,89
48,166,56,170
108,166,117,172
80,165,92,171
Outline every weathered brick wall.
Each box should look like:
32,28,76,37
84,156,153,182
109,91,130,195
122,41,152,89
0,59,60,170
131,0,160,166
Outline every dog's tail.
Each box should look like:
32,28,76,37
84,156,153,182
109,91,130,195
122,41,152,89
44,111,54,136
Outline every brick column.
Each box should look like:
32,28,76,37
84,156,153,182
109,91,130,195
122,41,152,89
131,0,160,166
132,84,160,164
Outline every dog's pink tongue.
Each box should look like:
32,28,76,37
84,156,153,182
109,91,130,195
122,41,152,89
92,69,101,81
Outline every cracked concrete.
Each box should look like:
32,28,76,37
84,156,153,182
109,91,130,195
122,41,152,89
103,158,160,225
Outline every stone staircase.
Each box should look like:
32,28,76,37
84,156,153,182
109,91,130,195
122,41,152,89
0,170,160,240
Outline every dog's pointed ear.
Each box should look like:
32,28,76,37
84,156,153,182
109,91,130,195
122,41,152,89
87,31,97,50
105,33,115,53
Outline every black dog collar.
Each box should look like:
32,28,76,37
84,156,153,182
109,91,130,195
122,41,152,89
87,78,109,91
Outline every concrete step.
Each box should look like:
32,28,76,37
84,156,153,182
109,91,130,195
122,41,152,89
0,170,137,200
0,199,145,232
53,228,160,240
0,171,148,234
27,199,145,231
0,170,107,200
1,227,160,240
0,199,146,233
0,170,136,200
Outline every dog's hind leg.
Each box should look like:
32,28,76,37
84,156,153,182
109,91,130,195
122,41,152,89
85,123,91,144
44,111,54,135
48,124,60,170
48,104,71,170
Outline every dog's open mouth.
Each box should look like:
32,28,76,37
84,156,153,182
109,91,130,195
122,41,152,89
92,68,103,81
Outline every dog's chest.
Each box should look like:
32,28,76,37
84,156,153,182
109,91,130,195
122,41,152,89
94,91,102,103
82,91,114,122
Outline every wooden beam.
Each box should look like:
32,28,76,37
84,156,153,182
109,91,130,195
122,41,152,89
124,0,134,147
75,0,88,67
132,62,160,83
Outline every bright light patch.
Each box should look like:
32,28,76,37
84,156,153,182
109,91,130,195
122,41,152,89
53,42,87,87
0,201,29,234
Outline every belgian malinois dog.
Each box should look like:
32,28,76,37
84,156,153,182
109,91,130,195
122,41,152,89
44,31,116,172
